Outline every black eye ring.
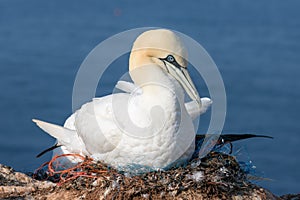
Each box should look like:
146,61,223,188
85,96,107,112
166,55,175,63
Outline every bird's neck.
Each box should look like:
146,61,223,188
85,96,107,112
130,64,185,107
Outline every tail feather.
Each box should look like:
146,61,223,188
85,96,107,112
32,119,76,146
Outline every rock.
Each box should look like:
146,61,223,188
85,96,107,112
0,153,297,200
0,164,55,199
280,194,300,200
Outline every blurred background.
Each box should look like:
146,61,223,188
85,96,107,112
0,0,299,195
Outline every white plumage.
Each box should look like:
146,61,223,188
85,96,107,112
33,29,212,169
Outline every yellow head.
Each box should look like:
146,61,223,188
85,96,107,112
129,29,201,105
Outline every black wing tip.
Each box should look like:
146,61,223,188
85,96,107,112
36,143,61,158
36,151,46,158
195,134,274,144
256,135,274,139
243,134,273,139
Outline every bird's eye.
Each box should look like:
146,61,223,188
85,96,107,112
166,55,175,63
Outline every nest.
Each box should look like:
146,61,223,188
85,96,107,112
31,151,264,199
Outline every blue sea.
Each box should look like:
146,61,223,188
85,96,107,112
0,0,299,195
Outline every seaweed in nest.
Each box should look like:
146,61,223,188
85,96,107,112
32,150,261,199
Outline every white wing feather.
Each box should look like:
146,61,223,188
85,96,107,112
185,98,212,120
115,80,212,119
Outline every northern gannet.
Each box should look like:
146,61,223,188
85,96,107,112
33,29,212,169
